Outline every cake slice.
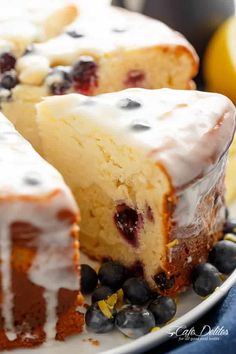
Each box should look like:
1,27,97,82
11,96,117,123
0,113,83,350
0,0,78,56
37,88,236,295
1,6,198,152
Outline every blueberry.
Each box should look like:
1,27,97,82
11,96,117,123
71,56,98,94
81,264,98,295
208,240,236,274
66,30,84,38
115,305,155,338
131,122,151,131
148,296,176,325
114,204,143,247
1,71,18,90
46,68,72,95
0,53,16,73
224,220,236,234
23,173,41,186
85,303,116,333
192,263,221,297
122,278,151,305
98,261,127,291
118,98,141,110
91,286,114,303
154,272,175,292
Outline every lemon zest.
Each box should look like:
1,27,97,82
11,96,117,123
98,300,113,319
167,239,179,248
224,234,236,243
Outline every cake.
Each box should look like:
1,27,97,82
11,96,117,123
1,6,198,152
37,88,236,296
0,0,78,56
0,113,83,350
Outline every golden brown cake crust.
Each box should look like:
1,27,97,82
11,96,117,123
161,178,225,296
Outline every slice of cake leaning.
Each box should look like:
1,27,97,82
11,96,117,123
0,114,83,350
37,88,236,296
1,6,198,152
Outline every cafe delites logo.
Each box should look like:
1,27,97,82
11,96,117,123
167,325,229,341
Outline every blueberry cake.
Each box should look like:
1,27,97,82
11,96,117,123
0,113,83,350
0,0,78,56
37,88,236,295
1,6,198,152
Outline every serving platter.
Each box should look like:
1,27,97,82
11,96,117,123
6,203,236,354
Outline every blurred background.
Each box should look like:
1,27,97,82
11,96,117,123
112,0,235,91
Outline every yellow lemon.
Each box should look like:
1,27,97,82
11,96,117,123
203,16,236,103
204,17,236,203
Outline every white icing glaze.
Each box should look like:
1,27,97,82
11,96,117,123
0,113,80,341
17,6,197,83
0,0,78,54
43,290,58,341
39,88,236,189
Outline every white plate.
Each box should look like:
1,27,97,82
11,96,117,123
5,204,236,354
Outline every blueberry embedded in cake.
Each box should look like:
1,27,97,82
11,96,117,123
37,88,236,295
0,113,83,350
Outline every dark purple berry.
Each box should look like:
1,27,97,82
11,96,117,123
122,278,151,305
148,296,176,325
154,272,175,292
192,263,221,297
118,98,141,110
71,56,98,95
47,68,72,95
0,53,16,73
91,286,114,303
209,240,236,274
115,305,155,338
66,30,84,38
1,71,18,90
85,302,116,333
81,264,98,295
98,261,127,291
114,204,143,247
